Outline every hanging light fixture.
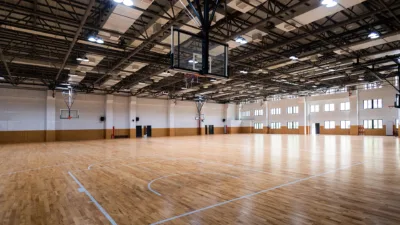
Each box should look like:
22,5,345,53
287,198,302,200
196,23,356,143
88,36,97,42
95,38,104,44
122,0,134,6
76,56,89,62
113,0,123,3
289,56,298,60
368,32,380,39
235,36,247,44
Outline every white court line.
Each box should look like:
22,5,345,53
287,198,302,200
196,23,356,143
150,162,364,225
148,172,240,196
68,171,117,225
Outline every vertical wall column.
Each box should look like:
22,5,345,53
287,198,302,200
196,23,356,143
304,97,309,135
168,99,175,136
105,95,114,139
129,96,137,138
349,90,359,135
200,103,206,135
45,90,56,142
265,101,269,134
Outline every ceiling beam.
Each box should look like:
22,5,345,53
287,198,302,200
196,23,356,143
54,0,95,81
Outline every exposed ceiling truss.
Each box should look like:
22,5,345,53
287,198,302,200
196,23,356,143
0,0,400,103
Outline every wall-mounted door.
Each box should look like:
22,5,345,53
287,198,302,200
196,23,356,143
209,125,214,135
315,123,320,135
147,125,152,137
136,126,142,138
205,125,208,135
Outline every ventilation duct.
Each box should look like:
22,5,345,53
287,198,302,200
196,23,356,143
276,0,366,32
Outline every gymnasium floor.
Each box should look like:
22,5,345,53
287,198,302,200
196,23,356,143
0,134,399,225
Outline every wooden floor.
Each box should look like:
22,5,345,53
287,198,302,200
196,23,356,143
0,134,399,225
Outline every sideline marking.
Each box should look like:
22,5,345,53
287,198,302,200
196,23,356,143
148,172,240,196
68,171,117,225
150,162,363,225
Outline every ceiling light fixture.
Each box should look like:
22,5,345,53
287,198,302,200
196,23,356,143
88,36,97,42
122,0,134,6
368,32,380,39
235,36,247,44
239,70,248,74
321,0,338,7
88,36,104,44
188,59,198,64
113,0,123,3
76,56,89,62
289,56,298,60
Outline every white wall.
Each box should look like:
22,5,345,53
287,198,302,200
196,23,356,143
55,92,105,130
136,98,168,128
358,88,398,125
236,86,400,130
174,101,198,128
0,88,46,131
113,96,129,129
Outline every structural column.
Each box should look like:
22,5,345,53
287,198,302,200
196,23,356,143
168,99,175,136
45,90,56,142
105,95,114,139
129,96,137,138
349,90,359,135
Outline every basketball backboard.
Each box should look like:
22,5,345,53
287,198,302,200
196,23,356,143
170,27,228,79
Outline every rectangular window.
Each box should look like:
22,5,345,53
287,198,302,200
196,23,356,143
254,123,264,130
363,99,382,109
324,104,334,112
288,122,299,129
324,121,335,129
287,106,299,114
310,105,319,113
340,102,350,111
340,121,350,129
396,119,399,129
271,122,281,129
271,108,281,115
363,120,383,129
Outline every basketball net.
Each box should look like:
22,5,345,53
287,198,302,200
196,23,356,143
184,73,201,89
62,87,76,119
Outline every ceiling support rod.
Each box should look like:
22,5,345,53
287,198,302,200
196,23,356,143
55,0,95,81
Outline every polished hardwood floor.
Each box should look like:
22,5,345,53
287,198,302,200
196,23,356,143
0,134,399,225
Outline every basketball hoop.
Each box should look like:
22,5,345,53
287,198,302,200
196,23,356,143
62,86,77,119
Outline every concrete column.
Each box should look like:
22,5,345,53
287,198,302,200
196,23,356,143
105,95,114,139
129,96,137,138
45,90,56,142
168,99,175,136
303,97,309,135
264,101,269,134
200,103,206,135
349,90,359,135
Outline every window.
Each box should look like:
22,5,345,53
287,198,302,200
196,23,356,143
271,122,281,129
363,120,383,129
324,121,335,129
241,111,250,117
363,99,382,109
255,109,263,116
395,76,399,87
340,102,350,111
396,119,399,129
271,108,281,115
364,82,381,90
288,122,299,129
310,105,319,113
340,121,350,129
287,106,299,114
254,123,264,129
324,103,335,112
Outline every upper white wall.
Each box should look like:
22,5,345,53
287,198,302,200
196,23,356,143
0,88,46,131
113,96,129,129
358,88,398,125
268,98,305,126
136,98,168,128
